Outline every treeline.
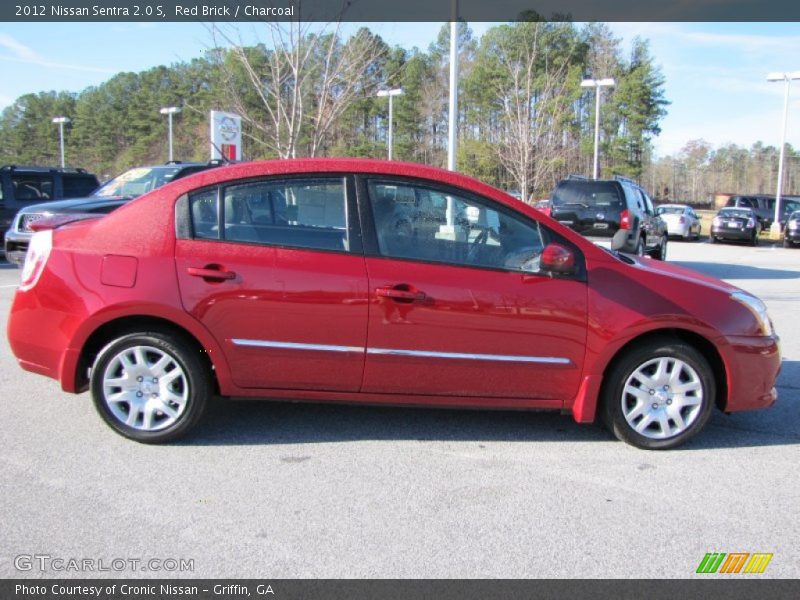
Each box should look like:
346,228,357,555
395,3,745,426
2,21,671,198
646,139,800,206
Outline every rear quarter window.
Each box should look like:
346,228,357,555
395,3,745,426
62,176,99,197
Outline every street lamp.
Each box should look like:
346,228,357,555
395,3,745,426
580,77,615,180
766,71,800,238
52,117,70,168
159,106,181,162
376,89,403,160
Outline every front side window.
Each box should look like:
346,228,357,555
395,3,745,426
368,180,545,273
12,174,54,202
188,178,350,252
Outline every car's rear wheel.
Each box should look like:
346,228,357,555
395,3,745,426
751,232,759,246
601,338,715,450
90,332,210,443
652,235,668,260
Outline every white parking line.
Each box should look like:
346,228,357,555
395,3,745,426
0,284,19,288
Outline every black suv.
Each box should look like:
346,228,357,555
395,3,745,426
725,194,800,230
5,161,224,265
0,165,99,234
549,175,668,259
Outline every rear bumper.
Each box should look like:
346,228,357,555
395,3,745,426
711,226,755,241
721,335,781,412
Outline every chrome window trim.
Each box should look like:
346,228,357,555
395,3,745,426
231,338,570,365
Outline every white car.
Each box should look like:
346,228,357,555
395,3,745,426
656,204,702,240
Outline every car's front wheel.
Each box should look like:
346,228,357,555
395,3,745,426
601,338,715,450
90,331,210,443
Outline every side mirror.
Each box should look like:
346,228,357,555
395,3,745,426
540,243,575,275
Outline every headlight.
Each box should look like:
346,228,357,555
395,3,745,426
731,291,774,337
712,216,722,226
789,220,799,230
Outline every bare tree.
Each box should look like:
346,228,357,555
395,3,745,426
487,22,579,201
210,21,385,159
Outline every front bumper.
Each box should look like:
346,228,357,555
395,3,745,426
721,335,781,412
785,228,800,243
4,230,31,266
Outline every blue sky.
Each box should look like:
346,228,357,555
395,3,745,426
0,21,798,157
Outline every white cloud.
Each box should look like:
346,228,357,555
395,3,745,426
0,32,114,74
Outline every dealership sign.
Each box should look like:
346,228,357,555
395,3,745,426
210,111,242,161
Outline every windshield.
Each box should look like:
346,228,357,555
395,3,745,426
656,206,684,215
93,167,184,198
719,208,751,219
551,182,623,208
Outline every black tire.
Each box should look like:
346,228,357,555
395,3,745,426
784,238,793,248
601,337,715,450
90,331,211,443
708,235,715,244
652,235,668,261
751,232,759,247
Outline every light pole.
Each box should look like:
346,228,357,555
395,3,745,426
52,117,70,168
580,78,615,179
376,89,403,160
766,71,800,239
447,1,459,171
159,106,181,162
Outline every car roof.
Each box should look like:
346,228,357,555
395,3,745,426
167,158,522,203
0,165,94,175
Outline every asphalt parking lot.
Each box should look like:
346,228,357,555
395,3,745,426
0,239,798,579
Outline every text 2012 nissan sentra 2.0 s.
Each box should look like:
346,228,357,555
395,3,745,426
7,159,780,449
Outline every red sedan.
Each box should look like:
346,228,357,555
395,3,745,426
7,159,780,449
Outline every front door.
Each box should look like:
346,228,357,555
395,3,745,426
360,178,587,401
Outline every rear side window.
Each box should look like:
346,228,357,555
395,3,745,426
62,176,98,198
189,178,350,252
11,174,54,202
551,182,623,209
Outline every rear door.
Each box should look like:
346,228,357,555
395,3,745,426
175,175,369,391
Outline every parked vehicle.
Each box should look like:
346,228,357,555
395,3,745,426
533,199,551,217
710,207,760,246
7,159,780,450
725,195,800,230
5,161,223,265
0,165,98,236
655,204,702,240
549,175,668,259
784,210,800,247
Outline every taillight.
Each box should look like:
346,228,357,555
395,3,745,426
746,218,755,229
620,209,631,230
19,229,52,291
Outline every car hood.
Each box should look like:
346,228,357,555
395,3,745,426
18,195,130,214
630,255,740,295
